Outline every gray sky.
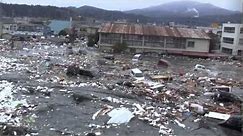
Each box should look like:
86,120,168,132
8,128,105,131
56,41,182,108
3,0,242,11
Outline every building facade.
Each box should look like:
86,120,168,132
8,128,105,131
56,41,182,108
98,23,211,54
220,23,243,56
72,20,100,38
2,23,18,34
15,24,52,36
75,26,99,37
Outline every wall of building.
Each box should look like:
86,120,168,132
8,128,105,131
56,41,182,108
186,39,210,53
99,33,210,53
221,23,243,56
100,33,122,45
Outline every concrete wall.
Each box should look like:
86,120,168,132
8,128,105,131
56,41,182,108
186,39,210,53
221,23,243,55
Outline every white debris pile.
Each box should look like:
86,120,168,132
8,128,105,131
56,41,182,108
0,56,26,74
0,81,29,126
133,103,174,135
65,81,106,90
102,97,130,105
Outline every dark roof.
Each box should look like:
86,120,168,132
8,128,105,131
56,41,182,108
99,23,210,40
1,18,15,24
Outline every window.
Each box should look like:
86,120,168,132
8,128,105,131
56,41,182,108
187,41,195,48
165,38,186,49
238,50,242,56
222,47,233,54
240,28,243,34
239,39,243,45
224,27,235,33
223,37,234,44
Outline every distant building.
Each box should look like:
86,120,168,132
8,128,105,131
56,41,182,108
0,18,16,38
13,17,31,24
15,24,51,36
197,26,222,34
48,20,71,35
0,17,52,37
2,23,18,34
98,23,211,55
220,23,243,56
169,22,175,27
72,20,100,37
78,26,99,37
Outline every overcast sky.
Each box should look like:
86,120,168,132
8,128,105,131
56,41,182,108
2,0,242,11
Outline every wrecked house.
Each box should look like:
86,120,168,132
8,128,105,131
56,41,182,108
98,23,211,55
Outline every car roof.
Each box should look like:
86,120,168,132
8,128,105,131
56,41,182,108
134,54,141,57
131,68,142,73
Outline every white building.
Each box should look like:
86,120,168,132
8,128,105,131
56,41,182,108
220,23,243,56
2,23,18,35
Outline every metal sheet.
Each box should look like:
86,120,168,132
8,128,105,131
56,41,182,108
99,23,211,40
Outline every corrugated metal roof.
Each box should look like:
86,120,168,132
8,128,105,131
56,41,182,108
99,23,210,40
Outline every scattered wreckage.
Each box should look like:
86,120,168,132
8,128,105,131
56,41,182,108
0,39,242,136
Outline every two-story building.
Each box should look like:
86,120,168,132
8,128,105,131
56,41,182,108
10,23,52,37
98,23,211,55
0,19,17,39
2,23,18,34
220,23,243,56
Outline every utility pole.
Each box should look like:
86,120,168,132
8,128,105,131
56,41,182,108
241,2,243,131
0,0,3,38
241,0,243,24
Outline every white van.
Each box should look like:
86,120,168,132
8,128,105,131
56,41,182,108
132,54,142,64
130,68,145,80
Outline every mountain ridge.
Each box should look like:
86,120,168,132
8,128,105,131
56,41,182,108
0,2,241,26
126,1,239,18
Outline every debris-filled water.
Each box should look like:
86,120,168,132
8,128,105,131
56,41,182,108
0,40,242,136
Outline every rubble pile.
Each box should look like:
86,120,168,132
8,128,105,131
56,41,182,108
0,39,242,136
0,81,35,135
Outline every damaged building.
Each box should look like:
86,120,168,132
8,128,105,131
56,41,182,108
98,23,211,55
220,23,243,56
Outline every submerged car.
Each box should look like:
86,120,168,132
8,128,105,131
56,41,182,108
132,54,142,64
130,68,145,81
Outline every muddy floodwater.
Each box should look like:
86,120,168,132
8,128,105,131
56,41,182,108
0,43,242,136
